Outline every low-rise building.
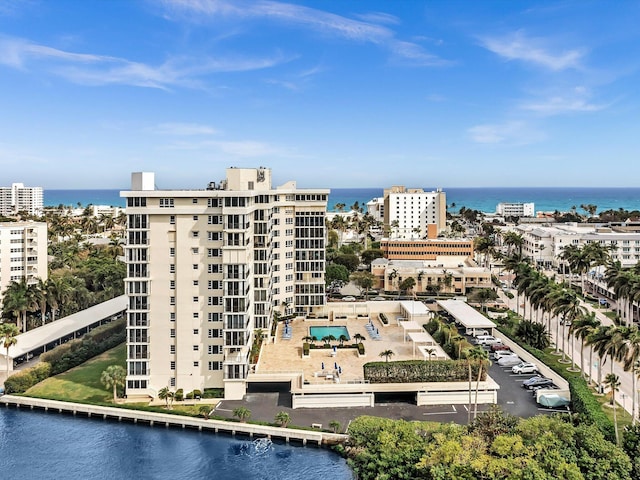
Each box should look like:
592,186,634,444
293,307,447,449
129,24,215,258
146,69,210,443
496,202,535,217
380,238,474,261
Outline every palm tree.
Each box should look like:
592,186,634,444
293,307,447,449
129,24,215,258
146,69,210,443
338,334,348,347
199,405,212,419
302,335,313,345
233,407,251,423
619,326,640,424
2,279,30,332
158,386,173,408
46,275,72,323
464,349,474,424
329,420,341,433
587,325,619,390
100,365,127,402
34,278,50,326
605,373,621,445
571,312,600,383
379,349,394,362
353,333,365,345
1,323,19,374
552,288,586,363
275,411,291,427
467,346,489,419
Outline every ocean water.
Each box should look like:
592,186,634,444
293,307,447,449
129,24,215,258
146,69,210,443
44,187,640,215
0,408,353,480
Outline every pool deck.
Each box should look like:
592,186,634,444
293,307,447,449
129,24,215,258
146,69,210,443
257,312,438,385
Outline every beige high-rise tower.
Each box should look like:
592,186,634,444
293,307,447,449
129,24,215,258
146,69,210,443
121,168,328,400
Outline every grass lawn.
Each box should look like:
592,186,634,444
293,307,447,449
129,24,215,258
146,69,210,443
595,393,634,430
25,343,126,404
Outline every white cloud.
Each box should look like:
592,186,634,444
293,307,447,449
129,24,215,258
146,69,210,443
0,35,289,88
479,31,585,71
520,87,608,115
160,0,448,66
468,121,545,145
150,123,219,135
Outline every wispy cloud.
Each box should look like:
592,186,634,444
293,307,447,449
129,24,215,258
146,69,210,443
468,120,545,145
160,0,449,66
162,138,295,157
520,86,608,115
150,122,219,135
479,31,585,71
0,35,289,88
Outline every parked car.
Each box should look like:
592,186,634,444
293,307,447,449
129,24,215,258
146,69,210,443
493,350,518,360
490,343,511,352
497,355,522,366
522,376,554,389
474,335,502,346
512,362,539,374
341,296,356,302
472,329,490,337
599,298,610,307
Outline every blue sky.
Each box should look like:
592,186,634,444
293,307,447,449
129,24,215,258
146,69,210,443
1,0,639,189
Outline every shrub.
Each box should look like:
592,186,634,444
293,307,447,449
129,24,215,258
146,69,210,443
379,312,388,325
175,389,184,401
202,388,223,399
568,377,615,442
357,343,365,355
192,389,202,399
4,369,38,394
303,342,310,356
363,359,483,384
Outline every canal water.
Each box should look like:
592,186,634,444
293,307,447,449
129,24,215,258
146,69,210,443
0,408,353,479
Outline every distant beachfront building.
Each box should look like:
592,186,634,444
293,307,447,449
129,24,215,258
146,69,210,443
496,202,535,218
0,222,48,310
366,197,384,223
380,238,474,261
382,186,446,239
0,183,44,217
121,168,328,401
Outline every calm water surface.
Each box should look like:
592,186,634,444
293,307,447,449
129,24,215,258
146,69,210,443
0,408,353,480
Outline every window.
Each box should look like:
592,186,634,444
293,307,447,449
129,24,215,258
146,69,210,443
208,312,220,322
208,345,221,355
193,296,199,302
170,264,175,273
170,280,175,289
193,345,199,351
170,312,176,321
193,215,198,221
193,329,199,335
192,247,199,254
193,312,199,319
193,280,199,286
208,231,220,241
169,215,175,224
170,329,176,338
170,296,176,306
208,296,220,306
208,361,222,371
170,345,175,354
193,361,199,367
208,329,221,338
170,361,176,370
207,198,220,208
170,377,176,387
193,198,198,204
192,231,199,238
170,247,175,256
208,264,220,274
193,264,199,270
160,198,175,208
208,215,222,225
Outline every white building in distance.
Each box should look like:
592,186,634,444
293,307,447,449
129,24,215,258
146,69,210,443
0,222,48,313
496,202,535,218
0,183,44,217
383,186,446,240
121,168,328,401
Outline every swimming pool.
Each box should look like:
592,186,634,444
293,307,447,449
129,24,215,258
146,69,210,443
309,326,350,341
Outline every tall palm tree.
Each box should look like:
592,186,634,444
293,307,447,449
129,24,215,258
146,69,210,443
587,325,619,389
468,346,489,419
552,288,586,363
2,279,30,332
1,323,19,374
157,386,173,408
605,373,621,445
46,275,72,323
33,278,50,326
571,312,600,383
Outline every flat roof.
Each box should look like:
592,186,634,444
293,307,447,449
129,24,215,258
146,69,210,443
6,295,127,358
437,299,496,329
399,300,431,317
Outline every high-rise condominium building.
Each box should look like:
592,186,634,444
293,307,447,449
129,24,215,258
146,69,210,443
0,222,48,312
121,168,328,400
0,183,44,217
383,186,446,239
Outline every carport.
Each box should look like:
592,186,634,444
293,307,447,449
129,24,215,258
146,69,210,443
437,299,496,335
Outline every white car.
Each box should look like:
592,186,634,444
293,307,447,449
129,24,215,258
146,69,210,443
341,296,356,302
493,350,518,360
512,362,539,374
474,335,502,346
497,355,522,366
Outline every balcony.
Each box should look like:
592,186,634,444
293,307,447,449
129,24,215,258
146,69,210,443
223,347,249,364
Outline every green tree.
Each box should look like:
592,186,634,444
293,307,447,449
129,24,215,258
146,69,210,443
398,277,416,296
1,323,19,374
275,411,291,427
467,346,489,419
158,386,173,409
333,253,360,272
361,248,384,266
2,279,30,332
350,271,375,299
100,365,127,402
233,406,251,423
199,405,212,419
329,420,341,433
325,263,350,288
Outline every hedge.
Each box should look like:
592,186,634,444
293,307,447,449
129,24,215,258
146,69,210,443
4,362,52,394
363,359,484,384
379,312,388,325
568,376,616,442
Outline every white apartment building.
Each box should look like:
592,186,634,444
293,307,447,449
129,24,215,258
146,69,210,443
383,186,446,240
0,183,44,217
366,197,384,223
496,202,535,217
0,222,48,309
121,168,328,401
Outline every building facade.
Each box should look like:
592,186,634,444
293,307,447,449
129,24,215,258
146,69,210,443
380,238,474,261
0,183,44,217
121,168,328,400
0,222,48,309
496,202,535,217
382,186,446,239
